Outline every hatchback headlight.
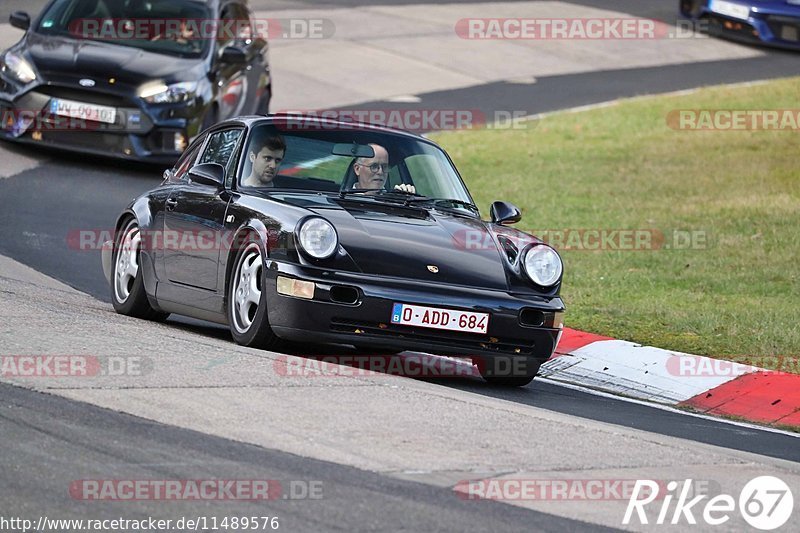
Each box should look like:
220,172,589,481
297,218,338,259
139,81,198,104
522,244,563,287
1,52,36,84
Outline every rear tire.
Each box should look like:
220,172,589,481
475,356,541,387
227,234,282,349
110,218,169,321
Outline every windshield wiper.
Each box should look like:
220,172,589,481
338,190,478,214
339,189,428,204
405,197,480,215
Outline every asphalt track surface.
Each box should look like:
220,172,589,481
1,0,800,530
1,382,607,532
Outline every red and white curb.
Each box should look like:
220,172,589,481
545,328,800,429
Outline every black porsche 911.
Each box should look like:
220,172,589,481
0,0,270,163
102,115,565,386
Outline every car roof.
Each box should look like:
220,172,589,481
219,114,435,143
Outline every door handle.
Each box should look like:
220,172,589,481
166,198,178,211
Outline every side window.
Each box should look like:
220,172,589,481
173,142,203,180
199,128,244,185
230,3,253,44
403,154,449,197
217,5,234,48
217,3,251,49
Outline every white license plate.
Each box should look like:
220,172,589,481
49,98,117,124
709,0,750,21
391,303,489,334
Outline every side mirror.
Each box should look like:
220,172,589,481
188,162,225,188
490,201,521,225
220,46,248,65
9,11,31,31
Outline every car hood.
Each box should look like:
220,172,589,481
311,204,511,290
24,33,202,85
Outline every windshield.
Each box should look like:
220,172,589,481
239,122,477,215
36,0,212,58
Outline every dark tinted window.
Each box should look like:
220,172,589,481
37,0,212,58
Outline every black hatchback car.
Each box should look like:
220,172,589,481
102,115,566,386
0,0,271,163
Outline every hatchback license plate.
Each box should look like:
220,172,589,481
50,98,117,124
709,0,750,20
391,303,489,334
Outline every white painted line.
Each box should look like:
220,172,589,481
387,95,422,103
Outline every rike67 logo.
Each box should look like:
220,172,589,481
623,476,794,530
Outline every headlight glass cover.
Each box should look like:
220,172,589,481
1,52,36,84
139,81,198,104
522,244,563,287
298,218,338,259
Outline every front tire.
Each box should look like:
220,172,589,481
227,236,281,349
474,356,542,387
110,218,169,321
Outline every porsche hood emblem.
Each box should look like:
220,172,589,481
427,265,439,273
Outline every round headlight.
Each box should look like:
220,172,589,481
298,218,338,259
522,245,562,287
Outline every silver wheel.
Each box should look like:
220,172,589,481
231,242,263,333
114,220,141,304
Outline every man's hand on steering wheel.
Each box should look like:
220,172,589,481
393,183,416,194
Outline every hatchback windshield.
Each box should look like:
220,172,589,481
37,0,212,58
239,121,477,215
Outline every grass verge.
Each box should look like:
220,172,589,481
432,78,800,365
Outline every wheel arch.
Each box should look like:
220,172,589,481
222,218,272,312
112,198,159,303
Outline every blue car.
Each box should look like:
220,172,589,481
680,0,800,50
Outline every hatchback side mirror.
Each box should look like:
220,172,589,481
220,46,248,65
189,162,225,187
490,201,521,225
9,11,31,31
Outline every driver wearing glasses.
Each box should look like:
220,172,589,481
354,143,415,193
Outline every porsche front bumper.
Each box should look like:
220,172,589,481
265,261,565,362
